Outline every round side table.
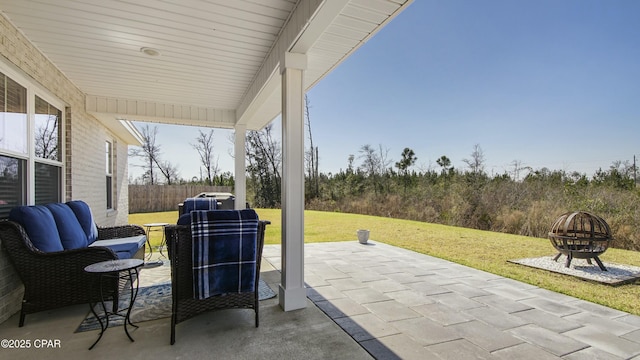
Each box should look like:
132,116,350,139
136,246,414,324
143,222,170,264
84,258,144,350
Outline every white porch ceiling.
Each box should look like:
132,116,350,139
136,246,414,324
0,0,411,131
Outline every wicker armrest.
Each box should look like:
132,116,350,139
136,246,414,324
97,224,146,240
14,246,117,282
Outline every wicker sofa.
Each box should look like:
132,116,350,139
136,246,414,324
0,200,146,326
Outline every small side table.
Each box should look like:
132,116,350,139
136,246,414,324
84,258,144,350
143,222,170,264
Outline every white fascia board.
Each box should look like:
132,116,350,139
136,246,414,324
86,95,237,135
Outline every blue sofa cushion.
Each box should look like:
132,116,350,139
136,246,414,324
9,205,64,253
104,242,139,259
91,235,147,249
45,203,88,250
91,235,146,260
66,200,99,244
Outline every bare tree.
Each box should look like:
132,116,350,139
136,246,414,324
359,144,378,178
510,160,531,181
246,124,282,207
462,144,485,175
129,124,162,185
359,144,392,194
305,95,320,199
191,129,219,185
34,114,59,160
156,160,180,185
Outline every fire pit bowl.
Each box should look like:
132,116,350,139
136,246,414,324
548,211,613,271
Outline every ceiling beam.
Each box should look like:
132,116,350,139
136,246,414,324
86,95,237,128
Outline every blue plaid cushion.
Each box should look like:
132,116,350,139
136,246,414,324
182,198,217,214
191,209,259,299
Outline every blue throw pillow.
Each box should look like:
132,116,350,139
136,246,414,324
9,205,64,252
67,200,99,244
45,203,88,250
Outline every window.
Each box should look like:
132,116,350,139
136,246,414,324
106,141,113,209
0,155,26,218
34,95,61,161
34,96,62,205
34,162,60,205
0,66,65,215
0,73,27,154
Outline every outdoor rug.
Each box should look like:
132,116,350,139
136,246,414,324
76,279,277,332
509,255,640,286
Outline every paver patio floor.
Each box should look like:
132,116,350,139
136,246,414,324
262,241,640,359
2,241,640,359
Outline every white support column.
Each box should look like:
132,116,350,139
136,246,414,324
234,124,247,210
279,52,307,311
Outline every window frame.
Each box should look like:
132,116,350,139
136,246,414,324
0,60,65,207
106,140,113,210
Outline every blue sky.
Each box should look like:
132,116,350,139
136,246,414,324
130,0,640,181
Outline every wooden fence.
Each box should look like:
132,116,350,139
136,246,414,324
128,185,232,213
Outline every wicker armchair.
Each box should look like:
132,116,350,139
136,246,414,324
165,213,268,345
0,220,145,326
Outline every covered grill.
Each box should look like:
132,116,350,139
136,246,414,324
548,211,613,271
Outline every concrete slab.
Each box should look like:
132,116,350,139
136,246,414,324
363,300,421,322
565,298,631,319
463,306,530,331
365,279,410,293
360,333,432,360
443,282,493,298
410,302,475,326
491,342,562,360
334,313,400,342
510,308,583,333
447,320,524,352
314,297,371,319
518,297,582,317
474,294,534,314
406,281,451,296
564,325,640,359
385,289,435,307
391,317,460,346
307,285,346,302
426,338,496,360
508,324,589,356
562,347,625,360
430,292,486,311
327,278,368,292
564,311,639,336
343,287,391,304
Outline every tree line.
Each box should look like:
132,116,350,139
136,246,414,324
241,97,640,251
248,134,640,251
130,100,640,251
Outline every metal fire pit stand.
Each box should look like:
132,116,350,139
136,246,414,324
548,211,613,271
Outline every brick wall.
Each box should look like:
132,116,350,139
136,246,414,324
0,14,132,323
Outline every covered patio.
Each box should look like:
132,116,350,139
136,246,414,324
0,0,413,314
2,1,640,359
3,242,640,359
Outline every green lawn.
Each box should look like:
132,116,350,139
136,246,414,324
129,209,640,316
